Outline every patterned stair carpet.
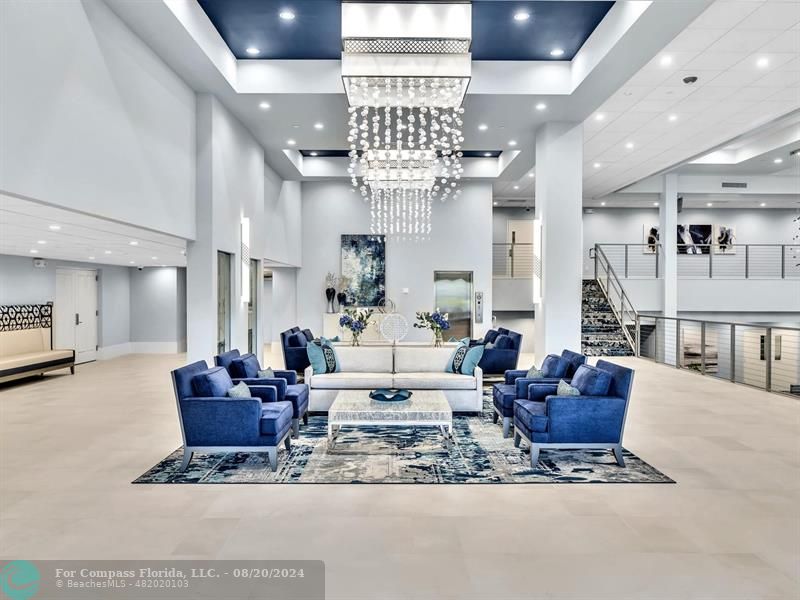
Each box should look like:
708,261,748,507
134,388,672,485
582,279,635,357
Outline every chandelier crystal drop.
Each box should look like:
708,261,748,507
346,77,466,241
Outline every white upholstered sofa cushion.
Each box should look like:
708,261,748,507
392,372,476,390
333,346,393,373
393,347,453,373
309,372,393,389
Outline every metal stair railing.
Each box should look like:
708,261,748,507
591,243,640,353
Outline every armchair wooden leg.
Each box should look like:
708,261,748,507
514,432,521,448
292,418,300,438
267,447,278,472
178,449,193,472
530,445,540,468
613,445,625,467
70,366,75,375
502,417,511,439
492,411,499,424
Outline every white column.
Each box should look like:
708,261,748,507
660,174,678,317
534,122,583,361
659,173,678,365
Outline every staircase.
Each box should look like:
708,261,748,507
581,279,635,357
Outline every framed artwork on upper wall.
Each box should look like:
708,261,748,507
714,225,736,254
642,225,660,254
340,234,386,307
677,224,712,254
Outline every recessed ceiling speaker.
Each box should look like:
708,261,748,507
33,258,46,269
682,75,698,85
721,182,747,189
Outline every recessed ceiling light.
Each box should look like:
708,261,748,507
513,185,520,190
625,142,634,149
483,152,492,157
600,201,606,206
314,122,324,130
309,151,318,157
756,57,769,69
129,260,136,265
760,202,767,207
493,201,499,206
151,256,158,260
478,123,488,131
659,55,673,67
594,113,605,122
528,172,534,178
129,240,138,246
706,202,713,207
245,47,260,56
259,101,271,110
550,48,565,58
774,158,783,164
535,102,547,111
593,162,601,169
287,139,296,146
279,9,295,21
508,140,517,147
36,240,46,245
513,11,530,22
29,249,38,254
668,114,678,122
88,256,95,260
104,250,112,254
653,202,659,207
48,224,60,231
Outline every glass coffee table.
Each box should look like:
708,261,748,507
327,389,453,449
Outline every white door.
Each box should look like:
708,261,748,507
507,220,535,278
55,269,98,363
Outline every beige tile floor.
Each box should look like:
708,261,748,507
1,353,798,599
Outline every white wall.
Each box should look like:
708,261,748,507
264,165,302,266
298,181,494,342
262,275,274,343
492,207,535,243
186,95,265,362
0,0,196,239
272,267,298,343
130,267,187,352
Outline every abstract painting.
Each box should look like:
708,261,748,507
341,234,386,306
677,224,712,254
714,225,736,254
642,225,660,254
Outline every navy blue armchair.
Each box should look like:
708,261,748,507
491,350,587,438
171,361,294,472
280,327,314,373
513,360,635,468
475,327,522,374
215,349,309,437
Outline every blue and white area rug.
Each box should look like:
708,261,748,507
135,389,673,485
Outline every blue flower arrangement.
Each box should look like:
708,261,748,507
414,309,450,346
339,308,374,346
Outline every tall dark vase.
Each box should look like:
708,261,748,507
337,292,347,311
325,288,336,314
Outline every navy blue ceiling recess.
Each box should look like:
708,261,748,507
300,150,503,158
198,1,614,61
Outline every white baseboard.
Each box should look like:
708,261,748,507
98,341,183,359
97,343,132,360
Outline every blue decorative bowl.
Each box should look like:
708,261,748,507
369,388,413,402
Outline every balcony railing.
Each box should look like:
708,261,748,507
593,243,800,279
637,315,800,397
493,243,533,279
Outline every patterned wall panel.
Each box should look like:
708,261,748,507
0,304,53,332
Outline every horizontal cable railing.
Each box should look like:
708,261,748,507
637,315,800,397
493,243,533,279
595,243,800,280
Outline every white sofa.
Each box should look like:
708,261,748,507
304,346,483,412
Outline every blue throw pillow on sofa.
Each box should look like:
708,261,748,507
570,365,613,396
307,338,340,374
445,342,484,376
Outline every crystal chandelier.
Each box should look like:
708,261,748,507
341,3,472,241
346,78,465,239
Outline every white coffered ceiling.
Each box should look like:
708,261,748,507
0,194,187,267
583,0,800,199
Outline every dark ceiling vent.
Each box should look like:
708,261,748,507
721,182,747,189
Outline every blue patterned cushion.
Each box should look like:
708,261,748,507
570,365,613,396
307,339,340,374
446,342,484,376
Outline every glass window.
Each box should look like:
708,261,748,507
217,251,232,354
